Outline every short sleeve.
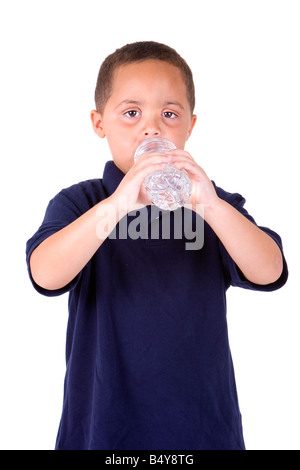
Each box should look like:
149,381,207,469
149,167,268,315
214,185,288,292
26,180,104,297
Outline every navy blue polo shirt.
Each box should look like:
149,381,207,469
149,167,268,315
26,161,288,450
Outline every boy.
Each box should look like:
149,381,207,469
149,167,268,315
26,41,288,450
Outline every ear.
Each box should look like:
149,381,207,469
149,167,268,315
90,110,106,138
186,114,197,141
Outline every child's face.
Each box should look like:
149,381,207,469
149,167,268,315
91,59,197,174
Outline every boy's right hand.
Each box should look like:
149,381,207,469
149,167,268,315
109,152,173,213
29,152,172,291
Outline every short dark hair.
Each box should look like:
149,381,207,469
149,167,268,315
94,41,195,114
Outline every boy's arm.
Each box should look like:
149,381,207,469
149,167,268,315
30,196,116,291
203,199,283,285
30,152,172,291
171,150,284,285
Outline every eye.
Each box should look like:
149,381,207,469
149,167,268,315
124,110,140,118
163,111,177,119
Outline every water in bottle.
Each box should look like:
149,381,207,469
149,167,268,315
134,137,192,211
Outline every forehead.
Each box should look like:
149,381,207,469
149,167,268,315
110,60,188,102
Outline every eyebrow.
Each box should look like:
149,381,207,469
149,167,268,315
115,100,143,109
163,101,185,110
115,99,185,110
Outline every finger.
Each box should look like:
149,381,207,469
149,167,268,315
167,149,194,160
172,160,208,180
129,160,172,184
135,151,173,164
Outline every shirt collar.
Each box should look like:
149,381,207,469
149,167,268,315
102,160,125,196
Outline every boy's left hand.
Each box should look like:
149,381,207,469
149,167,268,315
168,150,283,285
168,149,219,210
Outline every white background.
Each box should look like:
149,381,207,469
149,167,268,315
0,0,299,450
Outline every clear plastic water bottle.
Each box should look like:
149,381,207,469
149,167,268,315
134,137,192,211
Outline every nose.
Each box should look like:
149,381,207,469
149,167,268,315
143,116,161,137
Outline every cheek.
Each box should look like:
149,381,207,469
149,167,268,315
106,135,135,163
170,130,190,149
107,123,131,143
